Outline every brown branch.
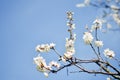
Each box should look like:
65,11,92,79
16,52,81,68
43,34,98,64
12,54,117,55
70,69,118,76
96,62,120,79
99,60,120,74
50,57,120,79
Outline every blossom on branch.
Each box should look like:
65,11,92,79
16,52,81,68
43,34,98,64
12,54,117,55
63,11,76,61
94,40,103,47
83,32,93,44
34,55,47,68
65,38,75,53
36,44,50,52
71,23,76,29
103,48,115,59
36,43,55,52
67,11,74,20
67,22,76,29
49,61,60,69
64,51,74,59
33,55,51,77
49,43,56,49
91,19,103,31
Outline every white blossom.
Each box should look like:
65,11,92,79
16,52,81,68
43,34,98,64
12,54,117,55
71,24,76,29
76,3,86,8
91,19,103,31
49,43,56,48
66,47,75,54
65,38,74,48
93,19,104,24
34,56,46,67
67,22,75,29
94,40,103,47
36,45,43,52
34,55,50,72
67,11,74,20
36,43,56,52
44,72,49,77
73,33,76,40
67,22,71,26
61,56,67,62
107,77,111,80
65,38,75,53
64,51,74,59
36,44,50,52
110,5,119,10
83,32,93,44
49,61,60,69
104,48,115,59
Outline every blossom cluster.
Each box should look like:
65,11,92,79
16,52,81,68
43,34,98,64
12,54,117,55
62,11,76,61
83,19,104,44
34,55,60,77
104,48,115,59
91,19,103,31
64,38,75,59
76,0,117,61
49,61,60,69
36,43,55,52
33,11,77,77
34,42,61,77
33,55,50,77
83,19,115,59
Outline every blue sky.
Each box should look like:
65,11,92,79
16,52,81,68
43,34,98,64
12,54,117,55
0,0,120,80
